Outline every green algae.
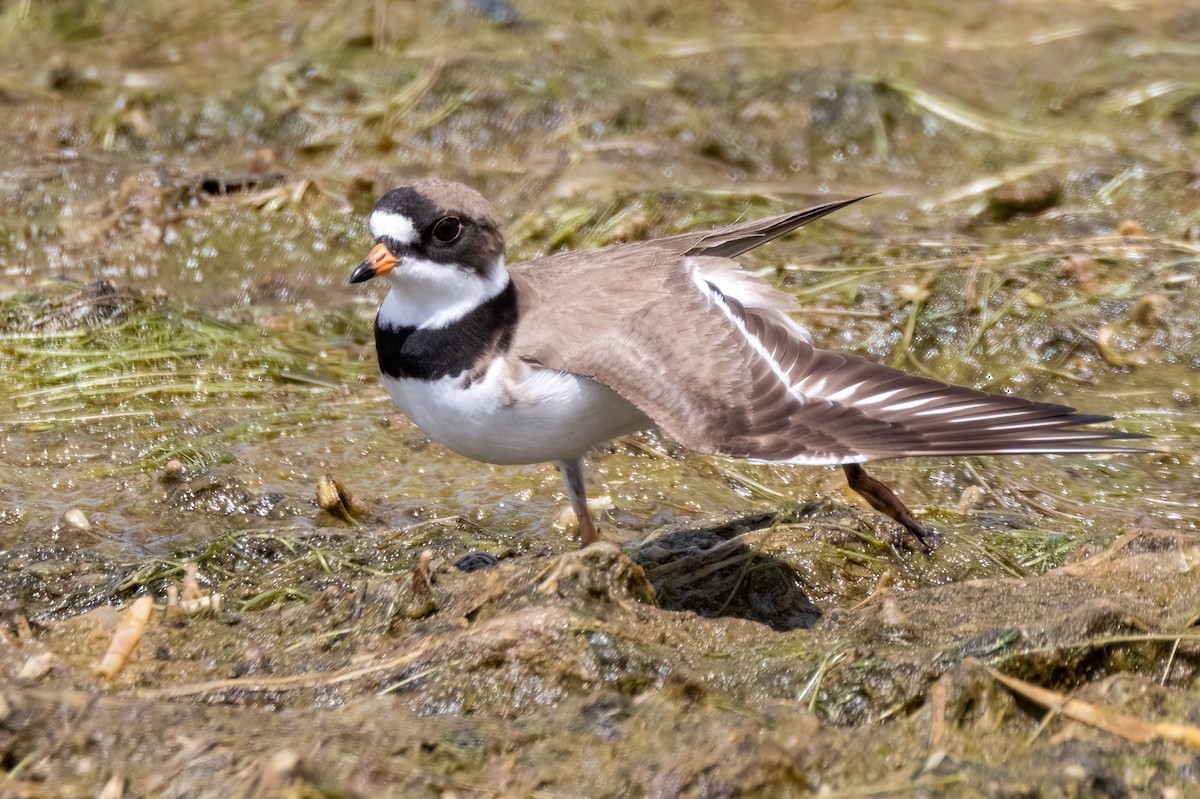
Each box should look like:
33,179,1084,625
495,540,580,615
0,280,370,473
1,0,1200,796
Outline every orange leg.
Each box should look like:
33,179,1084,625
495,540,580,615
843,463,932,549
557,458,599,547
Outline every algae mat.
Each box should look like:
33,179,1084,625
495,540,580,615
1,1,1199,796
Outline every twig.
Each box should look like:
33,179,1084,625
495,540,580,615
138,646,430,699
969,658,1200,748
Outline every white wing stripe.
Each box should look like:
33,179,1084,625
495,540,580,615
881,395,939,412
854,387,907,406
825,380,868,403
690,267,803,403
913,402,985,417
947,409,1039,424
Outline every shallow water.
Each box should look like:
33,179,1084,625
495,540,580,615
1,1,1199,796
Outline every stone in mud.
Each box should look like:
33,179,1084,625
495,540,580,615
987,174,1062,220
316,474,368,524
454,551,500,572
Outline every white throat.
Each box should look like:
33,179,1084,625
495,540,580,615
378,254,510,330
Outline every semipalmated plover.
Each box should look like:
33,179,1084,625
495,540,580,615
350,179,1142,547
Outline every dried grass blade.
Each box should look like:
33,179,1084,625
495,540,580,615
969,658,1200,749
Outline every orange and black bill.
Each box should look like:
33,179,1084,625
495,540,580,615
349,243,399,284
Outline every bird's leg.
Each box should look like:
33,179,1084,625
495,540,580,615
842,463,932,550
557,457,599,547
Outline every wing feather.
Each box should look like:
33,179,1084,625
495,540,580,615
508,200,1143,465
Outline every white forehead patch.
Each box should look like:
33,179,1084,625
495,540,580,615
369,211,418,245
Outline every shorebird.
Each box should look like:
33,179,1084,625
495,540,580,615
350,179,1141,547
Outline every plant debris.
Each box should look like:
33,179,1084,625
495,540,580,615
0,0,1198,795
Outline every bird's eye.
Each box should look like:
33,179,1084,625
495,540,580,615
430,216,464,244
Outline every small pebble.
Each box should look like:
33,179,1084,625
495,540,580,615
1132,293,1171,326
62,508,91,531
165,459,184,475
462,0,522,25
18,652,56,680
987,173,1061,219
255,750,304,796
454,551,500,572
895,281,930,304
957,485,986,514
316,474,367,521
1117,219,1144,237
246,147,276,172
97,774,125,799
1058,254,1098,290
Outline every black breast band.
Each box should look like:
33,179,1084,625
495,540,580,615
374,280,518,381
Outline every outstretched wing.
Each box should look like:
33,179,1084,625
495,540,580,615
509,201,1143,464
687,282,1144,463
653,195,871,258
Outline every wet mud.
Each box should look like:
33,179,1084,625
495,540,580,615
1,1,1199,796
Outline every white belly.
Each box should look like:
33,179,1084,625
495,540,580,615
381,360,650,465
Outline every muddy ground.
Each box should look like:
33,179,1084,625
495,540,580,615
1,1,1199,796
